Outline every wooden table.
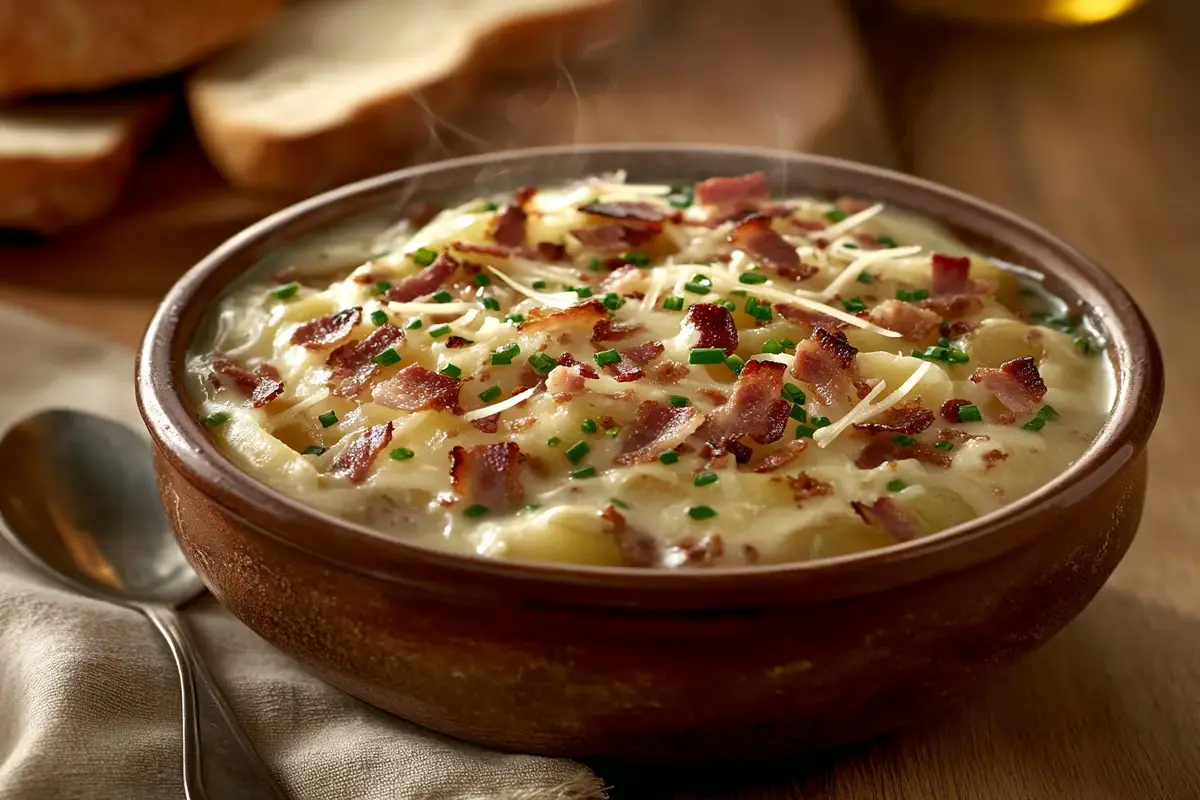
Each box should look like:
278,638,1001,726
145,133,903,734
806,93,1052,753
2,1,1197,797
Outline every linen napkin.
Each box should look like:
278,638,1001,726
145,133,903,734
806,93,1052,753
0,304,607,800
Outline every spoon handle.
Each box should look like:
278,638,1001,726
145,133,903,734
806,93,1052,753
144,605,289,800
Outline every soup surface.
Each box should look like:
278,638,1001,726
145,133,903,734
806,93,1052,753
189,172,1112,567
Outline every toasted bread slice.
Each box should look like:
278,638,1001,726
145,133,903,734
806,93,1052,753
0,92,172,233
187,0,635,194
0,0,280,99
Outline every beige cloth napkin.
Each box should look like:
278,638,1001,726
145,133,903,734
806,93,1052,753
0,305,607,800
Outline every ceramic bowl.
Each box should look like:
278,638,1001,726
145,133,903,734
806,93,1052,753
136,145,1164,762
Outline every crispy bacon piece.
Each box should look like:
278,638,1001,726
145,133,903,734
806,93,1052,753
702,360,792,449
326,324,404,398
570,223,661,253
753,439,809,473
682,303,739,355
970,356,1047,413
853,402,935,435
943,320,978,338
777,304,846,331
520,300,607,337
983,449,1009,468
513,186,537,207
940,428,984,445
866,299,942,340
931,253,971,296
210,355,285,408
372,364,462,413
601,505,659,568
445,336,471,349
290,306,362,349
694,172,770,210
449,443,524,511
854,436,952,470
490,204,527,247
791,328,860,405
650,360,690,384
385,251,460,303
727,214,815,281
616,401,705,465
556,352,599,379
471,415,500,433
920,294,984,320
940,398,971,423
622,340,665,366
328,423,393,484
579,201,671,223
853,497,921,542
546,364,591,400
591,319,645,343
449,242,516,260
788,472,833,507
671,534,726,566
535,241,566,261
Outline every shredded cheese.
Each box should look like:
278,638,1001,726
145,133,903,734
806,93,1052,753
266,388,331,428
812,361,933,448
462,385,540,422
814,203,885,241
486,267,577,309
820,246,923,299
385,301,474,316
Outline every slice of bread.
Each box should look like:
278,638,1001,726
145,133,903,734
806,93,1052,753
0,92,172,233
0,0,280,99
187,0,635,194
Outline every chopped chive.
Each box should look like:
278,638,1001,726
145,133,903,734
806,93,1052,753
474,273,492,287
372,348,401,366
958,404,983,423
203,411,230,427
659,450,679,465
464,504,489,518
912,288,930,301
440,364,462,379
505,313,525,324
724,354,745,374
605,427,621,438
933,440,954,451
432,290,453,304
271,282,300,300
761,339,784,355
570,466,598,480
842,297,867,313
594,349,621,367
1037,405,1060,420
478,384,502,403
782,383,807,404
302,445,326,456
406,318,423,330
490,343,521,365
914,346,951,362
370,309,389,326
811,416,832,428
892,434,917,447
581,419,598,434
547,437,561,447
588,257,602,272
603,292,625,310
531,280,547,290
795,425,816,438
609,497,630,509
483,201,500,211
621,251,650,267
572,286,594,299
693,471,719,487
412,247,438,266
666,187,694,208
1023,417,1047,432
843,242,860,250
824,209,848,223
789,404,808,422
687,505,717,520
750,304,773,321
565,441,590,464
428,324,451,338
937,336,951,349
947,349,970,364
669,395,690,408
689,347,726,365
481,296,501,311
528,352,557,374
318,410,339,428
374,280,393,296
896,289,913,302
661,295,684,311
877,235,898,248
684,281,711,295
729,289,748,297
717,299,737,313
744,297,759,314
739,272,768,285
856,272,874,284
1074,336,1097,354
886,479,907,492
389,447,415,461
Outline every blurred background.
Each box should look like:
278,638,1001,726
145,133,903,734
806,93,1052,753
0,1,1196,797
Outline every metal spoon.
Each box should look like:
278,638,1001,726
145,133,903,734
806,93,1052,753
0,409,287,800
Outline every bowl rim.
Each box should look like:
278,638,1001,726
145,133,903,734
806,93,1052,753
136,143,1164,608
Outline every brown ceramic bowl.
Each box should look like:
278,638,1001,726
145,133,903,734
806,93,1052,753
136,145,1163,763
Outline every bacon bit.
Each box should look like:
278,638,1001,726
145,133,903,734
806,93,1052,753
546,364,591,399
791,328,860,405
513,186,537,207
742,544,760,564
604,361,645,382
853,232,885,250
702,360,792,451
854,437,952,470
931,253,971,296
622,340,665,367
650,359,690,384
591,319,645,343
327,324,405,398
384,251,460,303
682,303,739,355
853,401,935,435
601,265,643,294
866,299,942,339
940,398,971,423
970,356,1047,413
944,320,978,338
754,439,809,473
490,204,527,247
210,355,285,408
601,505,659,568
920,294,984,320
777,304,846,331
509,416,537,432
372,364,462,414
996,411,1018,425
697,388,729,405
535,241,566,261
448,242,517,260
328,423,393,484
853,497,921,542
672,534,725,566
449,442,524,511
570,223,661,253
444,336,471,349
940,428,984,445
579,201,671,223
728,215,813,280
471,415,500,433
520,300,607,336
556,352,599,379
983,449,1009,468
617,401,705,465
694,172,770,210
290,306,362,349
788,472,833,507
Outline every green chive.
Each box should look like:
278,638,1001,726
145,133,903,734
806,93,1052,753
440,364,462,379
659,450,679,464
689,347,725,365
432,290,453,304
661,296,684,311
958,404,983,423
782,384,806,404
528,352,556,375
877,235,898,248
581,419,598,434
666,187,693,208
605,427,621,438
684,281,711,295
687,505,717,520
892,434,917,447
203,411,230,427
474,273,492,287
693,471,719,487
886,479,907,492
934,440,954,451
745,297,759,314
621,251,650,267
724,355,745,374
390,447,415,460
1022,417,1046,432
1038,405,1060,420
739,272,768,285
947,349,970,364
490,343,520,365
531,280,547,290
914,346,951,362
588,257,602,272
505,313,525,324
856,272,874,285
825,209,848,223
271,282,300,300
937,336,951,349
669,395,689,408
780,338,796,350
547,437,561,447
483,201,500,211
1074,336,1097,354
795,425,816,438
912,288,930,301
406,318,423,330
370,309,388,326
372,348,401,366
790,404,808,423
750,304,772,321
729,289,748,297
603,292,625,310
609,497,630,509
811,416,832,428
412,248,437,266
570,466,597,480
896,289,913,302
566,441,590,464
302,445,326,456
594,349,621,367
717,299,737,313
428,324,451,338
374,280,392,296
761,339,784,355
464,504,489,518
572,286,594,299
481,296,501,311
318,410,338,428
478,385,501,403
842,297,867,313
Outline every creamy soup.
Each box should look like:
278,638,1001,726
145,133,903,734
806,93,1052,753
188,172,1112,568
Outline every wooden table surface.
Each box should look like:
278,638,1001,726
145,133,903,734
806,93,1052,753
1,1,1197,798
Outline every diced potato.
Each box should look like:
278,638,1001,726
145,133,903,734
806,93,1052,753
495,506,624,566
903,486,977,533
965,319,1043,368
856,352,954,406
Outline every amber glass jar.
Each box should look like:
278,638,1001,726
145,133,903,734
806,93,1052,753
894,0,1146,26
